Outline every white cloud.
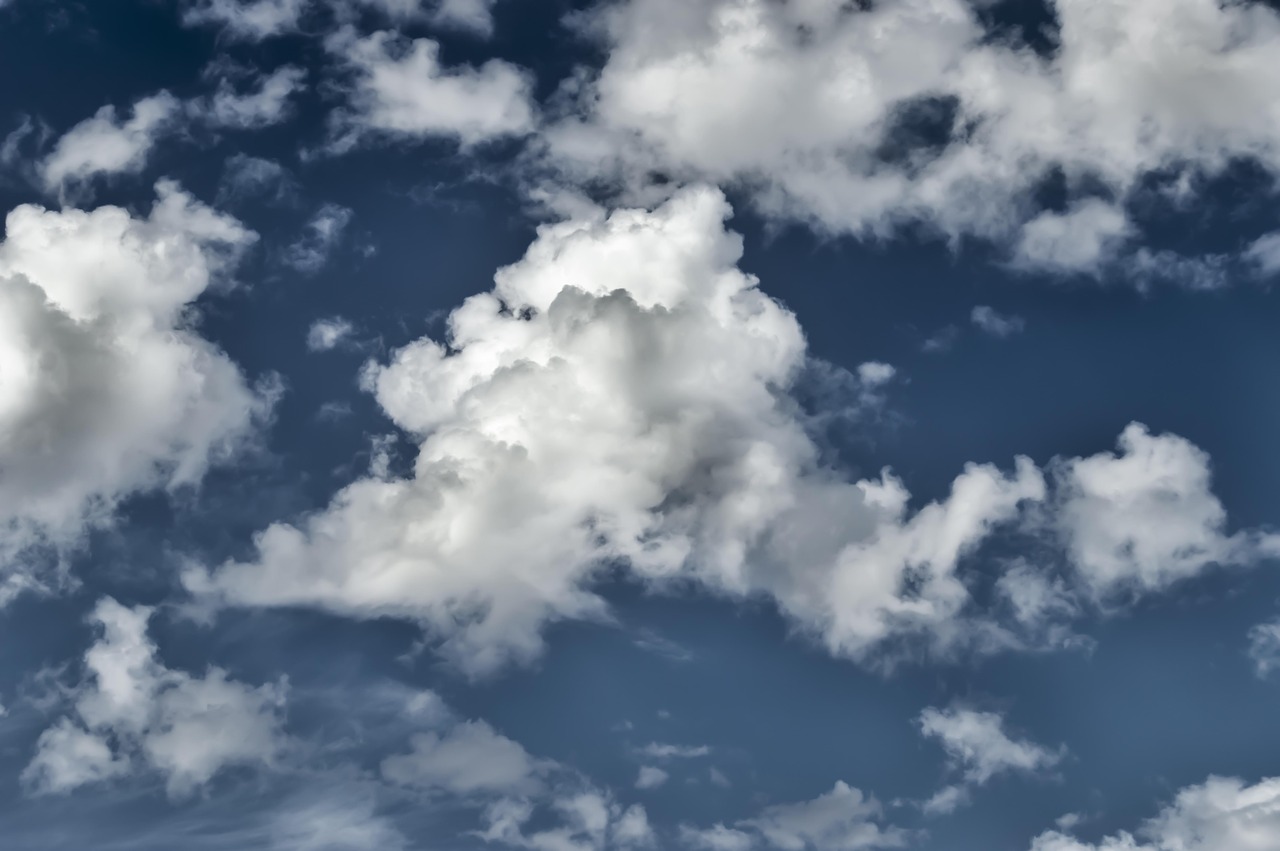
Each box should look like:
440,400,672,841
1028,775,1280,851
480,792,656,851
185,187,1051,675
23,598,286,798
635,766,669,789
186,187,1272,678
308,317,357,352
920,784,968,817
1050,423,1280,597
194,65,307,130
1248,620,1280,678
40,93,180,193
1246,230,1280,276
432,0,497,36
382,719,544,796
0,181,272,598
282,203,353,274
970,306,1025,338
856,362,896,387
683,782,906,851
325,27,535,150
681,824,756,851
545,0,1280,274
918,706,1062,787
641,743,711,760
181,0,308,40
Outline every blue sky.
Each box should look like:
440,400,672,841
2,1,1280,849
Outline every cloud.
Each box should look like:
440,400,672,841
282,204,353,274
918,706,1062,787
40,93,181,193
186,187,1273,678
1246,230,1280,276
970,306,1025,338
192,65,307,130
683,782,907,851
1050,424,1280,597
307,317,357,352
543,0,1280,275
1028,775,1280,851
0,181,273,599
325,27,536,150
1247,620,1280,678
381,719,545,796
180,0,308,40
432,0,498,36
636,766,668,790
640,743,711,760
23,598,287,798
217,154,296,205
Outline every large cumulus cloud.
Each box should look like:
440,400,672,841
0,181,273,598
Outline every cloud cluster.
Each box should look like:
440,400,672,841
1029,775,1280,851
187,187,1277,677
542,0,1280,275
681,781,906,851
23,598,287,798
0,181,272,598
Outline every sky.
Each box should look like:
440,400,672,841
1,0,1280,849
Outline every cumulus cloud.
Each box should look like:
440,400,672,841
23,598,287,798
970,306,1025,338
186,187,1273,677
180,0,308,40
325,26,535,150
682,782,906,851
0,181,272,599
543,0,1280,275
282,203,353,274
40,93,180,193
1049,424,1280,598
917,705,1062,814
635,766,668,789
381,719,545,796
1246,230,1280,276
1028,775,1280,851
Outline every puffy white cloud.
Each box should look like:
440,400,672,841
545,0,1280,274
40,93,180,193
970,306,1025,338
432,0,498,36
683,782,906,851
381,719,545,796
193,65,307,130
308,316,357,352
325,27,536,149
0,181,272,597
187,187,1273,678
918,706,1062,786
186,186,1054,675
23,598,287,798
181,0,308,40
282,204,353,274
635,766,669,790
1028,775,1280,851
1050,424,1280,597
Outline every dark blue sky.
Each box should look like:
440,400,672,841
1,2,1279,850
